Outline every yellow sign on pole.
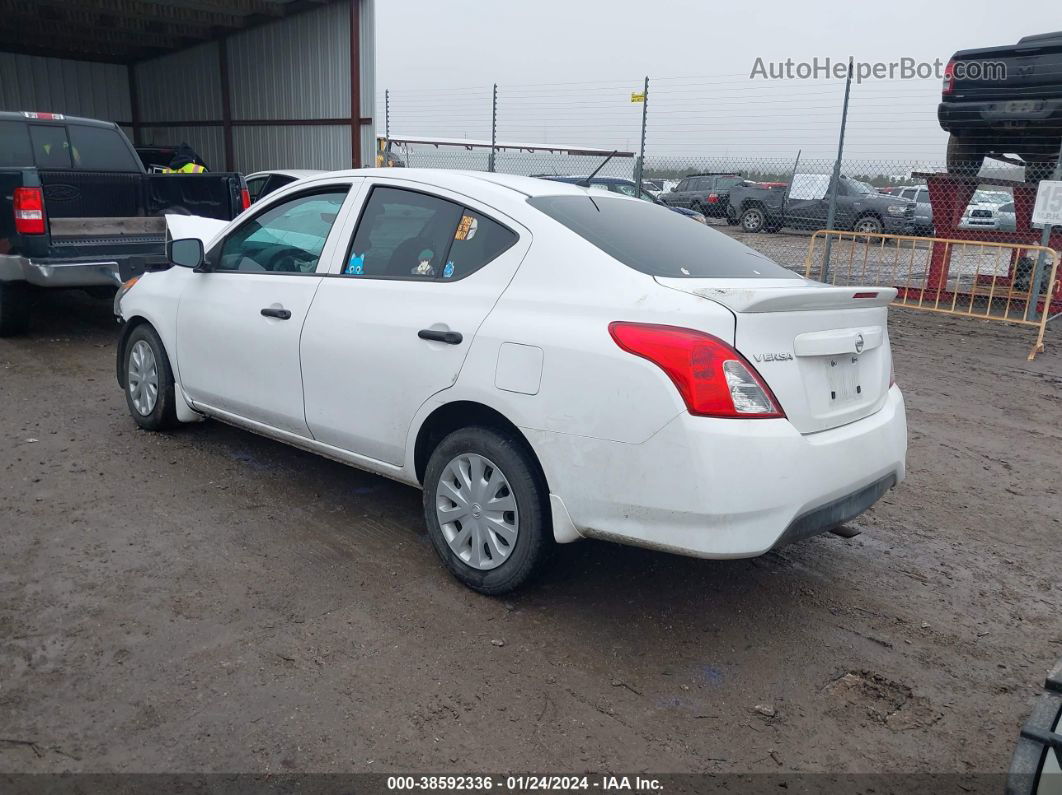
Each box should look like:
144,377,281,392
631,91,646,103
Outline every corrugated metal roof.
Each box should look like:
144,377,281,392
0,0,332,64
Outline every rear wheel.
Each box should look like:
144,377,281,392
123,324,178,431
0,282,31,337
740,205,766,233
423,426,552,595
946,133,988,176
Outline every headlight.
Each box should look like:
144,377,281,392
886,205,907,216
113,275,140,317
691,213,707,224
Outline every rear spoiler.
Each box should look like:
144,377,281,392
657,281,897,313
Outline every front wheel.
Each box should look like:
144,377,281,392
123,324,178,431
853,215,883,236
423,427,553,594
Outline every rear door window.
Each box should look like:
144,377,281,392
343,187,463,278
0,121,32,167
29,124,72,169
528,194,798,279
343,186,517,281
67,125,140,171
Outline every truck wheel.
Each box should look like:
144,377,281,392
123,324,178,431
946,134,987,176
853,215,883,237
740,206,766,233
0,282,32,337
423,426,553,595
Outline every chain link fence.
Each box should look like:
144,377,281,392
377,73,1061,343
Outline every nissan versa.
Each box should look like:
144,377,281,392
114,169,908,594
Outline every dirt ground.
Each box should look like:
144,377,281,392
1,289,1059,776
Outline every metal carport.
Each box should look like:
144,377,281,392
0,0,376,172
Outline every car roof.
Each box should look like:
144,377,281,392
0,111,116,129
538,175,634,185
246,169,326,180
304,168,594,199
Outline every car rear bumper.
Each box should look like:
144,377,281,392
0,254,124,288
532,386,907,557
938,98,1062,137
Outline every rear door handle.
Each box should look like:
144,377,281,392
261,307,292,320
418,329,463,345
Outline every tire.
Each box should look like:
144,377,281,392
853,214,883,236
946,133,987,177
0,282,32,337
122,323,178,431
739,205,766,233
423,426,553,595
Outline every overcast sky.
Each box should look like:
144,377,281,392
375,0,1053,167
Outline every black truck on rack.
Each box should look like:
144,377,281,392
0,111,250,336
939,31,1062,177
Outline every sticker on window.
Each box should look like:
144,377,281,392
412,247,435,276
455,214,478,241
443,261,455,278
346,252,365,275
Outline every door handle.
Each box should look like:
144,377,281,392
418,329,463,345
261,307,292,320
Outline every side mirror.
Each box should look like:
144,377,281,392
168,238,205,269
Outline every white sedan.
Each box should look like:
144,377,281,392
114,169,907,594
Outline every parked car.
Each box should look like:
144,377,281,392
245,169,325,203
727,174,915,235
537,175,707,222
0,111,250,336
659,173,744,218
114,169,907,594
891,186,933,236
641,179,664,196
958,189,1013,231
939,31,1062,177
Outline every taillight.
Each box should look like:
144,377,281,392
707,193,719,203
240,186,251,211
609,322,784,419
942,59,955,95
13,187,46,235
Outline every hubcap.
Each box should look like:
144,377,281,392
435,453,519,571
127,339,159,416
743,211,762,231
857,220,879,234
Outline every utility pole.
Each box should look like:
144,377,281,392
385,88,390,141
635,75,649,193
822,57,854,282
488,83,498,173
1025,138,1062,321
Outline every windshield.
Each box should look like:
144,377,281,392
527,194,799,280
847,179,876,195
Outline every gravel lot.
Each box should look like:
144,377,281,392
1,289,1060,776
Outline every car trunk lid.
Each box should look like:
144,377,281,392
656,278,896,434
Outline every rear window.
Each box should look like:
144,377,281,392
29,124,72,169
527,195,798,279
67,125,139,171
0,121,32,167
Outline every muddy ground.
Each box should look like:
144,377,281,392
1,289,1059,776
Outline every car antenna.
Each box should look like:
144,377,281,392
578,151,619,187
